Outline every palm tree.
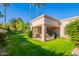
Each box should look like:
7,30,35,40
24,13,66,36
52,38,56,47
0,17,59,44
29,3,32,20
40,3,45,14
31,3,45,17
0,12,3,18
0,12,3,28
29,3,45,22
3,3,9,26
15,18,23,31
9,18,26,32
9,18,16,31
32,3,40,17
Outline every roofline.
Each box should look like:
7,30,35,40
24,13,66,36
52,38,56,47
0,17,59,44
61,16,79,22
30,14,60,23
30,14,45,23
45,15,60,22
30,15,79,23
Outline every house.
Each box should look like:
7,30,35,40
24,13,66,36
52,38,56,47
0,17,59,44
30,14,79,41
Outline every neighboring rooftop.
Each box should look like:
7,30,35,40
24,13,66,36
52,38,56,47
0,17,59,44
61,16,79,22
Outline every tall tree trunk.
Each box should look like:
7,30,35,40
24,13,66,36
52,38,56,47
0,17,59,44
30,3,32,20
42,4,45,14
4,6,6,26
3,3,9,27
36,5,38,17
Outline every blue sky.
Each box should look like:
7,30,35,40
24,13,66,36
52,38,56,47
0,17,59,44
0,3,79,23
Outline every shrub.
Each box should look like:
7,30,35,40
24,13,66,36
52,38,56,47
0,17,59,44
65,20,79,41
26,29,32,38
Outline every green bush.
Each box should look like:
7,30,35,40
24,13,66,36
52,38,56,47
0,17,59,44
26,29,32,38
65,20,79,41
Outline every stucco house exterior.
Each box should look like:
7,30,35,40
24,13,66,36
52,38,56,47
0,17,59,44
30,14,79,41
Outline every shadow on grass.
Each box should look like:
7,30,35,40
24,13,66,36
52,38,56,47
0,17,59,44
7,33,64,56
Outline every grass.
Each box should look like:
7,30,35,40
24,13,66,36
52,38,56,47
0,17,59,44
7,33,75,56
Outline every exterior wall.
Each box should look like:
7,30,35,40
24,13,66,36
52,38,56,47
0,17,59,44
31,17,44,27
60,23,65,37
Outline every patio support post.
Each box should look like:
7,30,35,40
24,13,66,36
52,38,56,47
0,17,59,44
42,24,47,41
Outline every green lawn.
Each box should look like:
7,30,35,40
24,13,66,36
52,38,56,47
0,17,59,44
7,33,75,56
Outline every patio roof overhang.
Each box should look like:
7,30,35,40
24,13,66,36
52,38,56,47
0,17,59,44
30,14,60,28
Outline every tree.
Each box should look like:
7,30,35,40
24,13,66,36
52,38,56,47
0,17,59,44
26,22,30,29
65,20,79,41
30,3,45,18
9,18,16,31
15,18,24,32
0,12,4,29
29,3,32,21
0,12,4,18
40,3,45,14
32,3,40,17
8,18,27,32
3,3,9,26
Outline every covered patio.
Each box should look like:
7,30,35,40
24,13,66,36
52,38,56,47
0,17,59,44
30,14,60,41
